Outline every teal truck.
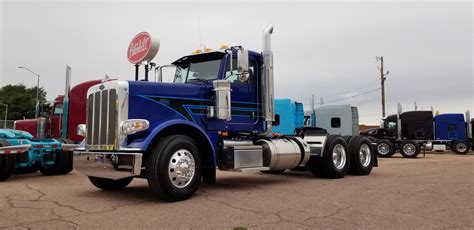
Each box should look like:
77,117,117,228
0,129,75,181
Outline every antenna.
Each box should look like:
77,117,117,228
198,15,203,51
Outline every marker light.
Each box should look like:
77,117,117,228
204,47,213,52
192,49,202,54
219,44,229,49
121,119,150,135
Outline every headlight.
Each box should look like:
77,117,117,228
77,124,87,137
121,119,150,135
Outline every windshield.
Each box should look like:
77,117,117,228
172,52,224,83
174,60,221,83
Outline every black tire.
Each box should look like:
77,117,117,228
348,136,375,176
89,176,134,191
147,135,202,202
343,136,353,145
399,140,421,158
0,143,16,181
452,140,470,154
261,170,286,174
375,140,395,158
15,165,40,174
57,139,74,174
308,135,350,179
0,155,16,181
39,150,71,175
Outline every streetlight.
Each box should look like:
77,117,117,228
18,66,40,118
0,103,7,129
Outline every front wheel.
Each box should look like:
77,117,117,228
147,135,202,202
89,177,134,191
308,135,349,179
452,141,470,154
375,140,395,157
399,140,421,158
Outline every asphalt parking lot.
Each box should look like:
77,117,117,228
1,152,473,229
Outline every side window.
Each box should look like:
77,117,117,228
385,121,397,129
448,124,456,131
273,114,280,126
331,117,341,128
226,58,256,84
53,103,63,116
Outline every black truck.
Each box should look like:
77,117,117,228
360,110,473,158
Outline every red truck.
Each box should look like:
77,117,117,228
15,79,102,143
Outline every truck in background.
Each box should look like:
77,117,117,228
0,129,76,181
304,105,359,136
360,106,473,158
73,24,377,202
14,77,103,143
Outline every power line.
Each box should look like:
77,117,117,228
321,88,381,104
302,88,381,106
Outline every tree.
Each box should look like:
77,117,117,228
0,84,50,121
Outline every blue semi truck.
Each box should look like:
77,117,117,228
360,109,473,158
0,129,75,181
74,24,377,202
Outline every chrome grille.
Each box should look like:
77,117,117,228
86,89,118,149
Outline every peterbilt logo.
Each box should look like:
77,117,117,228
127,32,160,64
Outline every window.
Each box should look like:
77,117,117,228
304,116,311,126
331,117,341,128
172,52,224,83
53,103,63,116
448,124,456,131
385,121,397,129
273,114,280,126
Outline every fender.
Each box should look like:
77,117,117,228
136,119,216,163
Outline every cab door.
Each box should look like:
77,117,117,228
207,56,261,132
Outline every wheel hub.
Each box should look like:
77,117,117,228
168,149,195,188
456,143,467,152
377,143,390,155
403,143,416,155
332,144,347,170
359,144,372,167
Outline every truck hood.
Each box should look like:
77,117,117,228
359,127,382,136
0,129,34,139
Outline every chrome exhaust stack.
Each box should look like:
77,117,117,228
262,23,274,135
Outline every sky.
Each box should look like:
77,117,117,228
1,0,472,124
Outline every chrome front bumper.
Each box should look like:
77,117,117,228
73,149,143,180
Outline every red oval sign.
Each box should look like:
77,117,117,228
127,32,159,64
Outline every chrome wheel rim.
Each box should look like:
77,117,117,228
403,143,416,156
332,144,347,170
168,149,195,188
359,144,372,167
377,143,390,155
456,143,467,153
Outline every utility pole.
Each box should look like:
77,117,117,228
376,57,389,117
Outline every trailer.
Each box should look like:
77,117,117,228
0,129,76,181
360,106,473,158
73,24,377,202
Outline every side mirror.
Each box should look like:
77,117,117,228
237,48,249,82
